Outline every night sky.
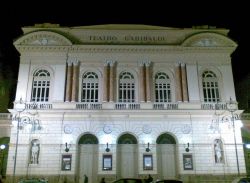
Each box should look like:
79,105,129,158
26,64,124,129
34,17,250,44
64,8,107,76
0,2,248,83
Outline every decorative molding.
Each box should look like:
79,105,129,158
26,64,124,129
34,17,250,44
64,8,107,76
64,125,73,134
182,124,192,134
142,124,152,134
182,33,237,47
14,31,72,46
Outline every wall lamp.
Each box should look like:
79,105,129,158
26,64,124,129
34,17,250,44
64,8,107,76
185,143,190,152
146,142,150,152
65,142,71,152
105,142,110,152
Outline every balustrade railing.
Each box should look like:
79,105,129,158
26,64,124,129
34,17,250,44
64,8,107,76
25,103,53,109
153,103,178,110
201,103,227,110
115,103,140,110
76,103,102,110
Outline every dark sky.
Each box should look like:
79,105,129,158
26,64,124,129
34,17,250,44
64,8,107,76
0,2,248,82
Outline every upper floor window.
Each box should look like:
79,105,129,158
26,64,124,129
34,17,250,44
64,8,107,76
81,72,99,102
31,69,50,102
155,72,171,102
119,72,135,103
202,71,220,102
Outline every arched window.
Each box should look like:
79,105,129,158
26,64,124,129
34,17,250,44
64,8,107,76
155,72,171,102
81,72,99,102
202,71,220,102
214,139,224,163
119,72,135,103
31,69,50,102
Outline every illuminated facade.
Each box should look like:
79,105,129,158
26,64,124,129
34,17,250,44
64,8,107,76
6,24,246,183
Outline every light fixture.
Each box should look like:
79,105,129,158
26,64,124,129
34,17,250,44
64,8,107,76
0,144,6,150
146,142,150,152
185,143,190,152
65,142,70,152
245,144,250,149
105,142,110,152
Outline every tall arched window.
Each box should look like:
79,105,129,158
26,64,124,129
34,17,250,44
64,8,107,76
119,72,135,102
31,69,50,102
202,71,220,102
81,72,99,102
155,72,171,102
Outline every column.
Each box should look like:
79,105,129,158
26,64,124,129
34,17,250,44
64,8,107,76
103,62,109,102
181,63,189,102
145,61,151,102
109,61,115,102
139,62,145,102
71,59,79,102
175,63,183,102
65,59,73,102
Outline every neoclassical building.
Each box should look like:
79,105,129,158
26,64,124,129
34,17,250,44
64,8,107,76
6,24,246,183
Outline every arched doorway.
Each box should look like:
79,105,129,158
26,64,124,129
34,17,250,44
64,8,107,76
156,133,178,179
117,133,138,179
78,134,98,183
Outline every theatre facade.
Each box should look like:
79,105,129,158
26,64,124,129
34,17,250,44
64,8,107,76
6,24,246,183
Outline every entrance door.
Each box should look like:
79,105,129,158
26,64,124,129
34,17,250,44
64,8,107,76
117,134,138,179
78,134,98,183
79,144,98,183
118,144,138,178
157,144,177,179
156,133,177,179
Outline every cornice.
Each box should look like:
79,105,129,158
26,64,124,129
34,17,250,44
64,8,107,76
16,45,236,54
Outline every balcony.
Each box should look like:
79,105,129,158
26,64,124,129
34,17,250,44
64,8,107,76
12,101,238,111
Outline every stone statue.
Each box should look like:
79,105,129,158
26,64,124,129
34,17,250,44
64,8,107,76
30,139,40,164
214,139,223,163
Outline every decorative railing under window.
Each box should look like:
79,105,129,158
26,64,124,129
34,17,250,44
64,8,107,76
115,103,140,110
153,103,178,110
201,102,227,110
76,103,102,110
25,103,53,110
0,113,12,120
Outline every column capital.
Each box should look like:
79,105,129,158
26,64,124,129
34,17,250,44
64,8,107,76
144,61,151,67
175,62,181,67
73,59,79,66
180,63,186,67
67,59,73,66
138,61,144,67
107,60,116,66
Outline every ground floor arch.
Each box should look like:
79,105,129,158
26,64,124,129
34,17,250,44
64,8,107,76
117,133,138,179
78,133,99,183
156,133,178,179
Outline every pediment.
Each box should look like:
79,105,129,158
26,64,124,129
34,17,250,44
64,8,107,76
182,32,237,47
14,31,72,46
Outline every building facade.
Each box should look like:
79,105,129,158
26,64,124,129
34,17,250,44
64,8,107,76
6,24,246,183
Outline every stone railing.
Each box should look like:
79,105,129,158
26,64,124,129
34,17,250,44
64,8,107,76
25,102,53,109
201,103,227,110
153,103,178,110
9,101,240,111
241,113,250,120
115,103,140,110
76,103,102,110
0,113,12,120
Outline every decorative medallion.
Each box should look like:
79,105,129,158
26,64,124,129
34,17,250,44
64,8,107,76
64,125,73,134
182,124,192,134
143,125,152,134
103,125,112,134
40,38,48,45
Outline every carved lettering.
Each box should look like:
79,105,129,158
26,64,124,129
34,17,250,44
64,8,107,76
89,36,118,41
